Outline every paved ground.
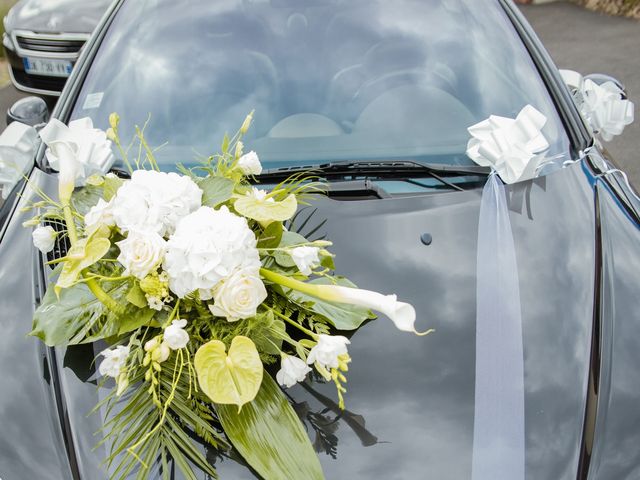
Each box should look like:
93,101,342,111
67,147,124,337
519,0,640,186
0,1,638,184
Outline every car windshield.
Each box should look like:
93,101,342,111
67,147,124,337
70,0,570,170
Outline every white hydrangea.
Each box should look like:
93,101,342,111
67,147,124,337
32,225,56,253
163,206,261,299
290,246,320,276
111,170,202,237
99,345,130,378
276,355,311,388
307,334,350,370
208,268,267,321
116,229,166,279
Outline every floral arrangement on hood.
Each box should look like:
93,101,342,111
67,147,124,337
24,112,427,480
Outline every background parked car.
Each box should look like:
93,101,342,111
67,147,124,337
2,0,111,96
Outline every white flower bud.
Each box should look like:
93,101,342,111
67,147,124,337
163,319,189,350
99,346,130,378
152,342,171,363
307,334,350,370
32,225,57,253
237,151,262,176
276,355,311,388
290,246,320,276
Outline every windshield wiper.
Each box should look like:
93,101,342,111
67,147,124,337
256,160,490,190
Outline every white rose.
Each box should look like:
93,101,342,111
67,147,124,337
163,206,261,299
99,345,130,378
237,151,262,176
290,246,320,276
276,355,312,388
307,334,350,370
116,229,166,279
84,198,115,232
208,268,267,321
164,319,189,349
111,170,202,236
32,225,56,253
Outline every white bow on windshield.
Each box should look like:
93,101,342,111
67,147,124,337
466,105,549,184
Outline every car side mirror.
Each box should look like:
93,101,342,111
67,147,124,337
6,96,49,127
583,73,628,99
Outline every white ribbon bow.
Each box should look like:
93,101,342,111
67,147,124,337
0,121,38,198
39,118,115,194
560,69,635,142
466,105,549,184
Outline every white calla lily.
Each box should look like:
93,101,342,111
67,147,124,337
39,117,115,202
320,285,421,334
260,268,430,335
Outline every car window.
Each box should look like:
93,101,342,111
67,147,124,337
70,0,571,170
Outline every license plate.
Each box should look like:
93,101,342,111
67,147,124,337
22,57,72,77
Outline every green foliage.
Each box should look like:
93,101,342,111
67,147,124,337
31,282,108,346
100,354,228,480
198,176,235,208
273,231,308,267
256,221,283,249
216,373,325,480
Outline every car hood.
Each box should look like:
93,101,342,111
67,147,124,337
0,161,597,479
4,0,111,34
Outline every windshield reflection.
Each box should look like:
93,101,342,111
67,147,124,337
70,0,570,169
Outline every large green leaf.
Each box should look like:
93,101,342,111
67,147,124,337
256,221,283,249
198,176,235,207
194,337,263,409
285,277,376,330
31,282,107,346
216,373,325,480
55,236,111,293
117,307,155,335
234,193,297,223
71,184,103,215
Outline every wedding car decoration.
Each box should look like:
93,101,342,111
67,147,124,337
466,105,546,480
466,104,549,184
24,112,426,480
560,69,635,142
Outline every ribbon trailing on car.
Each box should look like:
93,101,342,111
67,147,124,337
466,105,550,480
